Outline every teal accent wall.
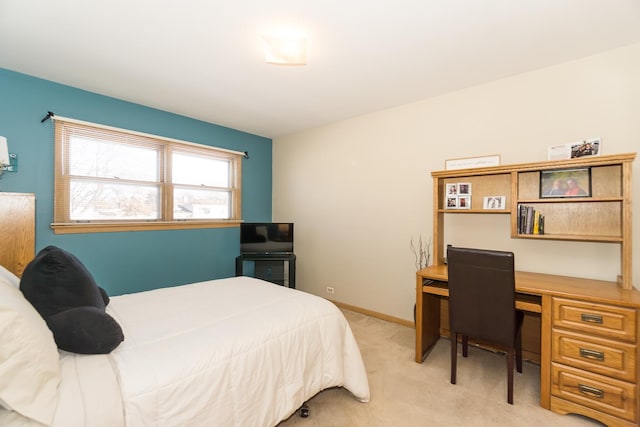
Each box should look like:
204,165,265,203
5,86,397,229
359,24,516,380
0,68,273,295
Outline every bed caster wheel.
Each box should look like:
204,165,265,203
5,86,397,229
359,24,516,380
299,403,309,418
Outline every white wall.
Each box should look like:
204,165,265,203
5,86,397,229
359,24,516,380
273,42,640,322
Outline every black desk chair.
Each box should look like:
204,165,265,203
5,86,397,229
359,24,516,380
447,246,524,404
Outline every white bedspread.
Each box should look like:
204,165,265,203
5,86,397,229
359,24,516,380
105,276,370,426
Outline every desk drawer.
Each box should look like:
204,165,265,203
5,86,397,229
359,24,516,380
552,363,637,423
552,329,637,382
553,297,637,342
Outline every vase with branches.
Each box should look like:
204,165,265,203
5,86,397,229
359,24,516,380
410,235,431,325
410,235,431,271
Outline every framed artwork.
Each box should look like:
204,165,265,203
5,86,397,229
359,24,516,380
445,154,500,170
457,183,472,195
445,183,458,196
483,196,505,209
540,167,591,198
458,195,471,210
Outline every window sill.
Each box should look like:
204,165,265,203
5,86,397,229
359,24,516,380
51,220,241,234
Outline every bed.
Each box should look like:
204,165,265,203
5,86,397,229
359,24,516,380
0,265,370,426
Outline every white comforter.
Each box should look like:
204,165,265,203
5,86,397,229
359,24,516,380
1,276,369,427
108,277,369,427
107,276,370,426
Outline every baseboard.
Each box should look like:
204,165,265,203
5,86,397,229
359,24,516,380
329,300,414,329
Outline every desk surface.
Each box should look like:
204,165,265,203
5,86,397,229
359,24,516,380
417,264,640,308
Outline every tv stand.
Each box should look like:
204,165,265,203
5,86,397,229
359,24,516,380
235,253,296,288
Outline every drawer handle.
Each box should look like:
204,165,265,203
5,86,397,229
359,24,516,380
578,384,604,399
580,313,603,324
579,348,605,361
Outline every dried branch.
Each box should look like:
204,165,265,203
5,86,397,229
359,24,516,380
410,235,431,270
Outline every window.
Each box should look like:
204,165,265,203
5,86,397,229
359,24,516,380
53,118,242,234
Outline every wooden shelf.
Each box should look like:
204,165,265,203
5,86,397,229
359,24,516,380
438,209,510,214
518,197,623,204
515,233,623,243
431,153,636,289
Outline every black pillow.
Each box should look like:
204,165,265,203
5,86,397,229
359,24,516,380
47,307,124,354
20,246,124,354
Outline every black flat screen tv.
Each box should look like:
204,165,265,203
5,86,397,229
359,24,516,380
240,222,294,255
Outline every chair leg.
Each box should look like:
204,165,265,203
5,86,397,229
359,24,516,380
515,311,524,374
506,348,514,404
462,335,468,357
450,333,457,384
516,329,523,374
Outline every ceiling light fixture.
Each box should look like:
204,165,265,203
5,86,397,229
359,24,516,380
261,33,307,66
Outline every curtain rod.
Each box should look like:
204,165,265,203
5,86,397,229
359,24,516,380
40,111,249,159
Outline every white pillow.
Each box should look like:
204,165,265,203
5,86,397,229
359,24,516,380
0,265,20,288
0,278,61,425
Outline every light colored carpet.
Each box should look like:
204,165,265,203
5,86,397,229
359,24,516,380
278,309,603,427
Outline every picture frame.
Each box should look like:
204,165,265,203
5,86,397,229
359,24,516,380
445,154,501,170
483,196,505,210
457,183,472,195
445,183,458,196
446,196,458,209
571,139,600,159
540,167,591,198
547,137,601,160
458,195,471,210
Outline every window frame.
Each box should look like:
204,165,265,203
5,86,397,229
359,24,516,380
52,117,242,234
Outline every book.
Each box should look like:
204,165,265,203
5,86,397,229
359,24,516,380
517,204,545,235
526,206,534,234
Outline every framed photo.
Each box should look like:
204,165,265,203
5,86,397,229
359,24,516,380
547,137,601,160
540,167,591,198
483,196,505,210
571,139,600,159
445,154,500,170
445,183,458,196
446,196,458,209
457,183,472,195
458,195,471,210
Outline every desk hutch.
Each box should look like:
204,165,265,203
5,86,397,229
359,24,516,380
415,153,639,426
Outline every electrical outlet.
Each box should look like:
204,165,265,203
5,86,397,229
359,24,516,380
326,286,335,294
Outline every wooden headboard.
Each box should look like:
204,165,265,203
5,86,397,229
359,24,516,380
0,192,35,277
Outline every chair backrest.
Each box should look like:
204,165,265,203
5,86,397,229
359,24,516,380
447,246,516,348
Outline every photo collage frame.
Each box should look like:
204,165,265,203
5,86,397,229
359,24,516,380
445,182,472,209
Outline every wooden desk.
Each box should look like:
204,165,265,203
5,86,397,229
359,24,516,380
416,264,640,426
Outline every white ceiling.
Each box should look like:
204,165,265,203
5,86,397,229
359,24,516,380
1,1,640,139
